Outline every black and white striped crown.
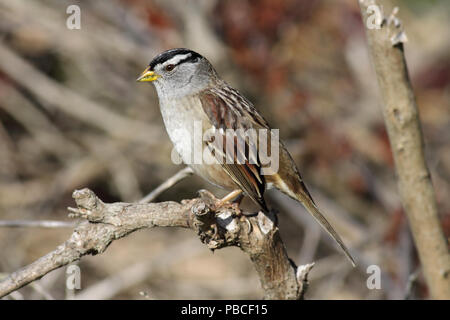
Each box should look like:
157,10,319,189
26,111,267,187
149,48,203,70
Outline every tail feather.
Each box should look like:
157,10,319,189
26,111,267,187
273,176,356,267
298,191,356,267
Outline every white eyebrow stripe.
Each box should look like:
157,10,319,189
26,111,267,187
163,53,192,66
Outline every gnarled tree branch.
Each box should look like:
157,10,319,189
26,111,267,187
0,188,313,299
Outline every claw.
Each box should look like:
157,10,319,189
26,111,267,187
198,189,217,203
67,207,81,218
211,224,219,240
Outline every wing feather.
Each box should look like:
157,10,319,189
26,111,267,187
199,87,269,211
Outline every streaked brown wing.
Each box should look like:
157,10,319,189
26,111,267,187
199,87,268,211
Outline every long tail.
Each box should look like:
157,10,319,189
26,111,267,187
297,189,356,267
273,175,356,267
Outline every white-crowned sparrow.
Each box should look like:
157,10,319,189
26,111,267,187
137,48,355,266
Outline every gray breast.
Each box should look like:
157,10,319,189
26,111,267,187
159,95,210,166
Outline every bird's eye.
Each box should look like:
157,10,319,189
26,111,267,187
165,64,175,72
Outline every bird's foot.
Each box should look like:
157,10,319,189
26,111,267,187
198,189,243,215
217,189,243,207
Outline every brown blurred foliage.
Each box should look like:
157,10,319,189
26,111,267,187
0,0,449,299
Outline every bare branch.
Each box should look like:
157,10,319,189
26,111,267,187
0,188,313,300
359,0,450,299
139,167,194,203
0,220,75,228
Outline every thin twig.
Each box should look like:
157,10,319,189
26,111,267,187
0,220,75,228
29,282,55,300
405,268,421,300
139,167,194,203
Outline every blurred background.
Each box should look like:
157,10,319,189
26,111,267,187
0,0,449,299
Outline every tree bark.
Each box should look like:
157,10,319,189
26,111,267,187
0,188,313,299
359,0,450,299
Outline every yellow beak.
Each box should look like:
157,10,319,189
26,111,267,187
136,67,159,82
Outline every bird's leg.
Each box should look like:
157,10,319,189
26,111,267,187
217,189,243,206
233,193,244,206
198,189,243,240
